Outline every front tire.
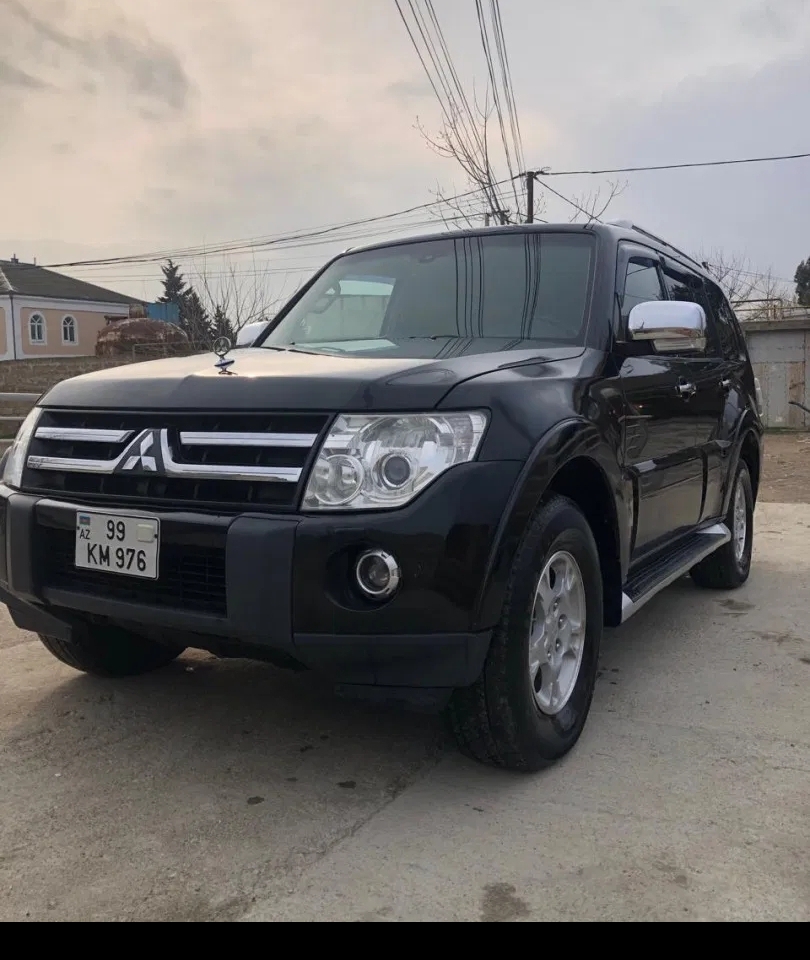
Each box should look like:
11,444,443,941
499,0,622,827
691,461,753,590
447,495,603,772
39,624,184,677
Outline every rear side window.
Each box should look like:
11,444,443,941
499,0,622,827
622,257,665,322
662,263,703,304
661,260,718,355
704,280,746,359
719,300,747,358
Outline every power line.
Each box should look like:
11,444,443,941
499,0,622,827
41,148,808,276
396,0,511,221
535,150,810,177
490,0,525,176
474,0,520,213
36,183,505,271
707,264,796,286
525,174,605,223
64,213,485,283
424,0,483,155
403,0,479,161
547,185,602,223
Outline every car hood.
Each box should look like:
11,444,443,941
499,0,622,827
40,345,583,411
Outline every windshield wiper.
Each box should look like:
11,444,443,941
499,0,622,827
260,344,325,355
400,335,466,341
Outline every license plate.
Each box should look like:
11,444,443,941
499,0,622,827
75,511,160,580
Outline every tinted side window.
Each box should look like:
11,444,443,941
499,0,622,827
704,280,744,359
622,257,664,322
662,261,714,355
720,301,747,358
662,263,702,303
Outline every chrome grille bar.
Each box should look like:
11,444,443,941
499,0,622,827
159,433,301,481
179,431,317,448
35,427,133,443
27,428,302,483
27,454,125,474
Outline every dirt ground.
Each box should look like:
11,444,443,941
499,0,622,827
760,432,810,503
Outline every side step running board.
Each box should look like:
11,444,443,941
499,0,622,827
621,523,731,623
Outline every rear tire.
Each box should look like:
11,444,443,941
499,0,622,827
691,462,753,590
447,495,602,772
38,624,184,677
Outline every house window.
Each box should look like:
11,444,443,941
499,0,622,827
29,313,45,344
62,315,77,344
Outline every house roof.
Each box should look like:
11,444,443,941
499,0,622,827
0,259,141,305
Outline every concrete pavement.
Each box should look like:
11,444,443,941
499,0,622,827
1,502,808,921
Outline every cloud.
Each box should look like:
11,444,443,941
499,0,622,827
0,0,455,295
0,57,49,90
576,44,810,281
386,79,435,102
0,0,192,114
1,0,809,304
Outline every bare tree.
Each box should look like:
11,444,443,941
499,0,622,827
699,248,792,320
562,180,627,226
416,89,523,227
417,93,625,227
191,254,293,338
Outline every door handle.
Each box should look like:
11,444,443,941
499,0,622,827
676,380,696,399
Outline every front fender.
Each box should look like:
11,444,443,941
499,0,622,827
473,418,629,630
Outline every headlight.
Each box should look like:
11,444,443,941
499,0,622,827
2,407,41,489
302,411,488,510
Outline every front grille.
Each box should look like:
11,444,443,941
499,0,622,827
22,410,329,511
40,524,227,616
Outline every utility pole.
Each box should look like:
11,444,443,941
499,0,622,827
525,171,535,223
524,167,550,223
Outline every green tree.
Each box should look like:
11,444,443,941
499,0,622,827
182,289,212,345
211,305,236,343
795,257,810,306
157,260,213,343
158,259,187,308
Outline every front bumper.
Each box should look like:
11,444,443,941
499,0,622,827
0,460,520,688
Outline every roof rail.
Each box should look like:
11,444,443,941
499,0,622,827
607,220,706,272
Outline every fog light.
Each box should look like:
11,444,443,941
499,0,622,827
355,549,401,599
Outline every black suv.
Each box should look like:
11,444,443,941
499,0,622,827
0,223,763,771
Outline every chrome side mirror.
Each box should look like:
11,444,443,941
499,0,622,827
627,300,706,353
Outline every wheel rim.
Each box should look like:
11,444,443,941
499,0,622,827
733,480,747,563
528,550,587,716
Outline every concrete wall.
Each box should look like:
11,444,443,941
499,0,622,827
743,317,810,428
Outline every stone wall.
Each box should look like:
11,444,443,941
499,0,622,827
0,356,136,394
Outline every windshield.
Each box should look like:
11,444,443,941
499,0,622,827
261,232,595,357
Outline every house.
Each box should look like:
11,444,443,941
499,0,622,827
0,256,142,360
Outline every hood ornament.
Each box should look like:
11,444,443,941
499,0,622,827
213,336,235,374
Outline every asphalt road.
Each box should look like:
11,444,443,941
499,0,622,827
1,502,808,922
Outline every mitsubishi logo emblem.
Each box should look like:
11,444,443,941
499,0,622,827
118,430,161,473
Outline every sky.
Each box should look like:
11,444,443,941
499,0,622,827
1,0,809,307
